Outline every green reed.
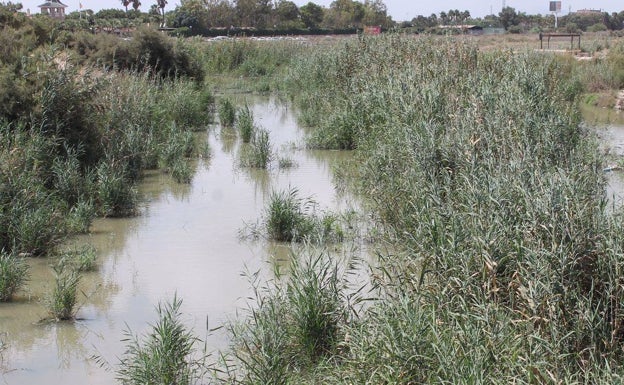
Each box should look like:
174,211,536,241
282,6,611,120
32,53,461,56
0,251,29,301
275,34,624,382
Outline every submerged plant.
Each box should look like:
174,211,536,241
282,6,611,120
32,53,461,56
0,251,29,302
116,295,208,385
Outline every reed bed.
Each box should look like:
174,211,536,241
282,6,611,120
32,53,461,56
0,63,213,255
262,34,624,382
0,251,29,301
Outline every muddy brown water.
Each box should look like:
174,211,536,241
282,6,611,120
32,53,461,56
0,96,363,384
587,106,624,206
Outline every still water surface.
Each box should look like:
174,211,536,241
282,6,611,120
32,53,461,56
0,96,359,384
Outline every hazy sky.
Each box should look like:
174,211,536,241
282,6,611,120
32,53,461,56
21,0,624,21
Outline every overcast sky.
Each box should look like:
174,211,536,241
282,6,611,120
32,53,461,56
21,0,624,21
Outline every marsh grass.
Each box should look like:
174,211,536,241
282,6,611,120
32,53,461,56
218,98,236,128
0,251,29,301
223,251,358,384
276,34,624,382
57,245,98,273
115,295,209,385
46,265,80,321
265,188,314,242
95,161,138,217
66,199,96,234
277,155,296,169
240,128,273,169
170,158,194,184
242,187,347,244
236,104,255,143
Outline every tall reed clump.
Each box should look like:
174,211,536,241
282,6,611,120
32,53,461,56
236,104,255,143
115,295,208,385
201,39,303,79
218,98,236,128
222,251,357,384
240,128,273,169
265,188,315,242
282,35,624,381
0,250,29,301
46,265,81,321
262,188,346,243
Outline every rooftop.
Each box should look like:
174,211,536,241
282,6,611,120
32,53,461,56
37,1,67,7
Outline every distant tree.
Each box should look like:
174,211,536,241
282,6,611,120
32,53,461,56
439,11,448,25
483,13,500,27
499,6,519,30
461,10,470,23
411,14,435,31
121,0,130,12
275,0,303,29
562,11,607,31
449,9,459,24
1,1,22,12
362,0,393,28
300,1,323,28
322,0,366,29
429,13,437,25
171,0,210,32
204,0,235,28
132,0,141,11
95,8,127,19
234,0,273,28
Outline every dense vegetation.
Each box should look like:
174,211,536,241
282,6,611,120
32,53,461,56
0,6,213,303
7,0,624,381
211,35,624,383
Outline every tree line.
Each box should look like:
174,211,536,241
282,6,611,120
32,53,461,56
168,0,393,33
408,6,624,33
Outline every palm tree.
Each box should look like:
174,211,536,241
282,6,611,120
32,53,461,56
121,0,131,12
132,0,141,11
439,11,448,25
157,0,167,27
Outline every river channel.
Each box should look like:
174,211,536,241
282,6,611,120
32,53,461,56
4,98,624,385
0,95,362,385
